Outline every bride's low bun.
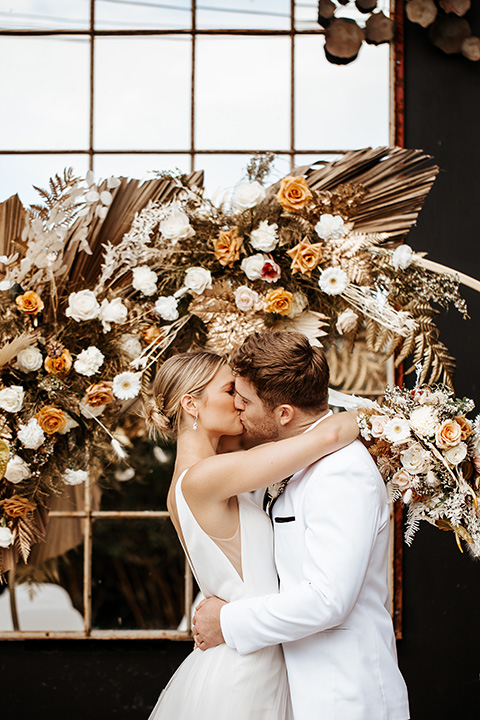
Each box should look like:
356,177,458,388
143,395,173,441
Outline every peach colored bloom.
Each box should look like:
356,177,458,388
213,228,243,267
15,291,44,315
277,176,313,212
85,381,115,407
35,406,67,434
435,419,462,448
44,349,73,376
264,288,293,316
287,239,323,275
1,495,36,518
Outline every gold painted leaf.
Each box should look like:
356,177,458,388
0,439,9,479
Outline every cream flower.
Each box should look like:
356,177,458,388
392,468,413,491
160,207,195,244
65,289,101,322
119,334,143,360
318,267,348,295
17,418,45,449
336,309,358,335
74,346,105,376
400,442,431,474
286,292,308,319
409,406,438,437
99,297,128,332
0,385,24,413
392,244,414,271
14,346,43,373
234,286,260,312
184,267,213,295
241,254,266,281
0,527,14,548
132,266,158,296
384,417,411,444
112,371,142,400
232,181,266,210
155,296,179,321
444,442,468,466
5,455,31,484
250,221,279,252
436,419,462,448
314,214,345,241
63,469,89,486
370,415,388,438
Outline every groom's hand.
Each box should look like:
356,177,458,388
192,596,226,650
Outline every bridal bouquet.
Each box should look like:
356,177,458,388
358,384,480,557
0,147,471,570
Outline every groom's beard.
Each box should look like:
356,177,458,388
240,414,280,445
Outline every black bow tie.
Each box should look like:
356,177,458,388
263,477,292,518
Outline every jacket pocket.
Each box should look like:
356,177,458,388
274,516,296,523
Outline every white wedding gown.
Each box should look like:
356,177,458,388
148,471,292,719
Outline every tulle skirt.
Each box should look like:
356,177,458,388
148,642,292,720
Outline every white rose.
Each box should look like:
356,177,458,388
384,417,411,444
160,208,195,244
234,286,260,312
132,266,158,296
392,468,413,491
154,296,179,321
63,469,89,486
370,415,388,438
17,418,45,449
65,289,101,322
4,454,31,484
232,181,266,210
184,267,212,295
241,254,266,281
336,309,358,335
99,298,128,332
315,214,345,241
58,413,80,435
409,406,438,437
318,267,349,295
392,244,414,271
250,221,278,252
400,442,431,474
444,442,468,466
14,346,43,373
112,371,142,400
0,386,24,413
0,527,14,548
74,346,105,376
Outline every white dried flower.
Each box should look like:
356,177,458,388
99,297,128,332
410,406,438,437
154,296,179,321
58,413,80,434
444,442,468,466
314,214,345,241
392,244,414,271
111,438,128,460
0,385,24,413
241,254,266,281
63,469,89,486
132,266,158,296
336,309,358,335
119,334,143,360
159,207,195,244
17,418,45,449
401,442,431,474
384,417,411,444
114,467,135,482
74,346,105,376
65,289,101,322
112,371,142,400
4,455,31,484
184,267,212,295
0,527,14,548
250,221,278,252
232,181,266,210
234,286,260,312
79,397,105,418
318,267,349,295
286,292,308,319
14,346,43,373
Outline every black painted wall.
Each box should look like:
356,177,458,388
2,10,480,720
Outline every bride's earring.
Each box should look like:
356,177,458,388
193,413,198,431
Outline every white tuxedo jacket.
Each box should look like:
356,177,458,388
221,435,410,720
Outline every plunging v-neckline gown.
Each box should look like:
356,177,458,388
147,470,292,719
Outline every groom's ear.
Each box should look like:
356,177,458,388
275,404,295,426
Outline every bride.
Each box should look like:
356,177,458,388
143,350,359,719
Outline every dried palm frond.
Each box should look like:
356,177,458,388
0,193,28,258
0,331,40,370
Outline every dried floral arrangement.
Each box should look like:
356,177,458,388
0,146,475,577
358,379,480,556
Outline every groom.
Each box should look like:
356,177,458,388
193,331,409,720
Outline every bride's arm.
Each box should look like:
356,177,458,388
184,410,359,500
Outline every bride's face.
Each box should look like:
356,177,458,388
198,365,243,436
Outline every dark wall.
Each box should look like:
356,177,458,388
399,7,480,720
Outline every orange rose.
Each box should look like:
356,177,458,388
264,288,293,316
277,176,313,212
435,419,462,448
15,291,44,315
44,349,73,375
213,228,243,267
287,239,323,275
35,406,67,434
455,416,472,441
1,495,36,518
143,326,163,344
85,381,114,407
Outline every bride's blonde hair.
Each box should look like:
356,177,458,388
143,351,226,440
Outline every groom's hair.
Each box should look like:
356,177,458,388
232,331,329,412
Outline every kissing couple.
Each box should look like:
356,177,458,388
143,330,409,720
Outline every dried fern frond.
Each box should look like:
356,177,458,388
30,167,80,222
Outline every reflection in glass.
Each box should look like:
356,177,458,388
196,37,290,151
0,37,90,150
196,153,291,200
93,154,191,183
295,36,389,151
92,518,185,630
95,0,191,31
0,0,89,30
197,0,290,31
94,37,191,150
0,154,90,205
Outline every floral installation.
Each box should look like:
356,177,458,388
357,378,480,557
0,147,475,576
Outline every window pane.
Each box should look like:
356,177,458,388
295,0,392,30
93,153,191,181
0,0,89,30
0,154,90,205
295,36,390,151
0,37,90,150
94,37,191,150
197,0,290,31
195,37,290,150
196,153,291,199
92,518,185,630
95,0,191,30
